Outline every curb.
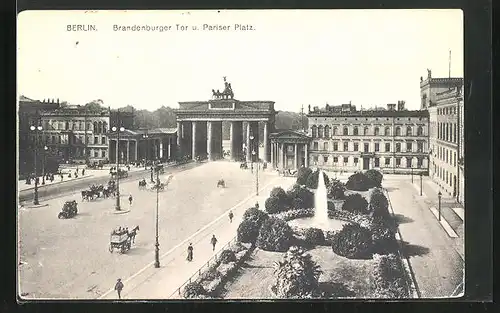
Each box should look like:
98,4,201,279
19,174,96,192
429,207,459,238
24,203,50,209
112,209,131,215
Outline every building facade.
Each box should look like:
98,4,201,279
306,102,429,174
269,130,311,170
424,74,464,203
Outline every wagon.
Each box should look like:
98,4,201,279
109,232,131,254
58,200,78,219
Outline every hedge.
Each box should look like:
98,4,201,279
372,254,410,298
342,193,369,215
257,217,294,252
345,172,377,191
331,223,374,259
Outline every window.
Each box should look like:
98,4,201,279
343,127,349,136
323,156,328,163
72,122,76,130
418,157,423,168
396,143,401,152
318,126,324,138
396,127,401,136
332,127,337,136
446,150,449,163
354,157,359,164
417,126,423,136
406,126,412,136
395,158,401,167
384,127,391,136
102,150,106,158
354,143,359,151
333,142,338,151
374,158,380,167
333,157,338,163
323,142,329,151
313,142,318,150
324,125,330,138
454,152,456,166
385,158,390,165
313,156,319,163
385,143,391,152
94,136,98,144
51,135,56,143
407,158,412,168
364,143,369,152
101,137,106,145
343,142,349,151
406,142,412,152
93,122,98,133
353,127,359,136
375,143,379,152
364,127,369,135
417,142,423,152
374,127,379,136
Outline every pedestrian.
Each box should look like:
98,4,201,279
76,167,79,175
186,243,193,261
60,173,64,181
255,202,259,209
128,194,133,206
228,210,234,223
82,169,85,176
210,235,218,251
114,278,124,299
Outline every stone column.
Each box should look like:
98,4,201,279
294,143,299,169
270,142,274,168
192,122,197,160
230,121,243,161
168,137,171,160
207,121,213,160
281,143,285,169
246,122,251,162
126,140,130,163
134,139,138,161
263,121,270,163
304,143,309,167
108,138,112,163
159,139,163,159
229,121,234,160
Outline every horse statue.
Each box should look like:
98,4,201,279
128,225,140,244
217,179,225,188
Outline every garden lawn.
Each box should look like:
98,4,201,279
220,245,376,299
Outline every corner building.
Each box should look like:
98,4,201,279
306,102,429,174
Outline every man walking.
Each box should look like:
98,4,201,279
114,278,124,299
128,194,133,206
210,235,218,251
228,210,234,223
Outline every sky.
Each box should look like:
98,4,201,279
17,9,463,113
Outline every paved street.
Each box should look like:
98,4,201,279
18,161,278,299
384,176,464,298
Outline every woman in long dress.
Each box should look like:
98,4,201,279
186,243,193,262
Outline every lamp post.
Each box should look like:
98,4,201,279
252,149,259,196
411,167,414,183
438,191,442,221
419,172,423,196
249,135,255,173
154,164,160,268
112,125,125,211
143,132,149,170
30,124,43,205
42,145,48,185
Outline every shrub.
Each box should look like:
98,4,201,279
303,228,325,246
257,217,294,252
265,196,281,214
183,282,206,299
219,249,237,264
270,186,287,200
342,193,369,215
237,219,260,244
272,208,315,221
272,246,322,298
365,169,383,187
345,172,376,191
306,170,331,189
372,254,410,298
371,218,398,255
327,179,346,200
370,188,390,219
296,167,313,186
243,207,269,227
287,184,314,209
199,266,221,282
331,223,374,259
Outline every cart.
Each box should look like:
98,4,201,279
109,232,131,254
58,200,78,219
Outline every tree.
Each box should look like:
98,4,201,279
257,217,294,252
331,223,374,259
272,246,322,298
365,169,383,187
327,179,346,200
237,219,260,244
342,194,369,215
306,170,331,189
85,99,106,112
265,196,281,214
287,184,314,209
296,167,313,186
242,207,269,227
370,188,390,219
345,172,377,191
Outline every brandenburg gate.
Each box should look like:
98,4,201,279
175,77,276,163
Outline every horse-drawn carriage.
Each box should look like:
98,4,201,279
110,168,128,179
58,200,78,219
138,179,147,189
81,181,115,201
217,179,226,188
149,182,165,191
240,162,248,169
109,226,140,254
278,168,298,177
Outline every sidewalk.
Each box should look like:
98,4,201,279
98,175,296,300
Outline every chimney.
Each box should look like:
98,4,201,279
387,103,396,111
397,101,406,111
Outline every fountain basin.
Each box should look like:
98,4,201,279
288,216,348,231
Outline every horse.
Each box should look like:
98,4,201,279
127,225,140,244
217,179,225,188
81,190,94,201
138,179,147,189
240,162,248,169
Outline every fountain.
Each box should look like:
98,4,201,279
287,170,347,231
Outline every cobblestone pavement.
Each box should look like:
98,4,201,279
18,161,278,299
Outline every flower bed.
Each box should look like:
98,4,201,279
271,208,315,222
181,242,253,298
371,254,410,298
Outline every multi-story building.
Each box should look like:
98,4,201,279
306,101,429,174
422,70,464,203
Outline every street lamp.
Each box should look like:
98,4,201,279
249,135,255,173
252,149,259,196
154,164,161,268
438,191,442,221
411,167,414,183
419,173,423,196
30,124,43,205
143,132,149,170
42,145,48,185
112,125,125,211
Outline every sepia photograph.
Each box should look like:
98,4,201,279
17,9,465,300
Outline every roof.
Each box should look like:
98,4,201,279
270,129,311,140
107,128,177,138
19,95,37,102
